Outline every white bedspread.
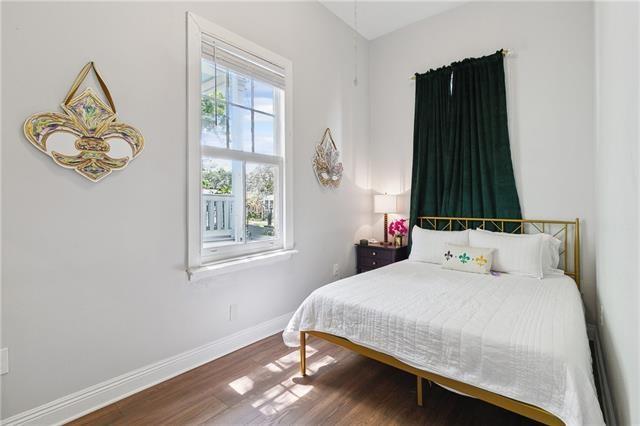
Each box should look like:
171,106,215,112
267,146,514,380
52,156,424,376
283,261,604,426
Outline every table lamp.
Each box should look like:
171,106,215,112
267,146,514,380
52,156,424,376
374,194,398,245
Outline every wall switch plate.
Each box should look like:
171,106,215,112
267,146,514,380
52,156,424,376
229,303,238,321
332,263,339,277
0,348,8,375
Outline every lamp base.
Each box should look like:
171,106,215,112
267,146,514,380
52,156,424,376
383,213,389,245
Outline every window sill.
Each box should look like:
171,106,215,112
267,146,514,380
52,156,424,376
187,249,298,282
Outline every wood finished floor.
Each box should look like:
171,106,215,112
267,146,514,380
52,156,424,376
69,333,538,425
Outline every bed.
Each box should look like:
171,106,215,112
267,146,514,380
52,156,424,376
283,217,604,426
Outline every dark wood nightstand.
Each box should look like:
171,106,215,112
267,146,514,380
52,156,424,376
355,243,408,273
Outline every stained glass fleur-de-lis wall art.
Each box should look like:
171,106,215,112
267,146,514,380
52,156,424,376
23,62,144,182
312,128,343,188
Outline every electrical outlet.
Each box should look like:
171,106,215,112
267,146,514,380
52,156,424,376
599,304,605,326
229,304,238,321
332,263,339,277
0,348,8,375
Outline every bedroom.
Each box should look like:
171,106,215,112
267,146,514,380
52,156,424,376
0,1,637,425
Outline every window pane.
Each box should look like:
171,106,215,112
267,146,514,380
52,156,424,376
201,60,227,148
246,163,277,242
229,70,251,108
228,105,252,152
253,80,274,114
201,99,226,147
202,158,243,249
215,66,227,102
254,112,275,155
201,58,216,84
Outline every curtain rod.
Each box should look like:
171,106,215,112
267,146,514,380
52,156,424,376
410,49,512,80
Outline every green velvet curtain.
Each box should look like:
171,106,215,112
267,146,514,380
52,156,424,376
409,51,521,232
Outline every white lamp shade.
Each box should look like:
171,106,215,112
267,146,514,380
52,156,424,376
374,194,398,213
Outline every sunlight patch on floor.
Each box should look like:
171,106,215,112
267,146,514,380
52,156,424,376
227,344,335,417
228,346,322,397
274,346,318,369
307,354,337,374
264,362,283,373
249,354,337,416
251,373,314,415
228,375,255,395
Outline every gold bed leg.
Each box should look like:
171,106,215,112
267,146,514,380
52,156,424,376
417,376,423,406
300,332,307,376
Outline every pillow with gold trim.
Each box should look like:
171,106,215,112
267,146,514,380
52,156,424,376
441,244,494,275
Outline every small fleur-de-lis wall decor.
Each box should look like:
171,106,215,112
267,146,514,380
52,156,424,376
474,255,488,266
23,62,144,182
312,128,343,188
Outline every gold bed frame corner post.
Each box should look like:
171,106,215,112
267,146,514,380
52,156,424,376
300,331,307,376
417,376,424,406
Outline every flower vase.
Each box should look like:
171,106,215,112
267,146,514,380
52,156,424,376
394,235,403,247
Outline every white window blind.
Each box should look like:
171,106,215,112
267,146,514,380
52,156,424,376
201,33,285,89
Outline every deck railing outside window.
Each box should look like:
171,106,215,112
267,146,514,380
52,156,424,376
202,193,234,242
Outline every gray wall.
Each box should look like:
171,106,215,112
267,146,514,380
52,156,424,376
368,2,598,320
595,2,640,425
1,1,371,417
5,1,637,422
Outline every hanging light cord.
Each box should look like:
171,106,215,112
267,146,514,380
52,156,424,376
353,0,358,86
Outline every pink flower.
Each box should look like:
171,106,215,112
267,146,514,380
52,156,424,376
389,218,408,236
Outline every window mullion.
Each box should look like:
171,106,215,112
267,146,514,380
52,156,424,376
201,145,282,165
274,90,281,156
213,65,217,125
226,102,274,118
253,109,275,118
227,102,261,112
242,160,247,245
251,79,255,153
225,69,230,149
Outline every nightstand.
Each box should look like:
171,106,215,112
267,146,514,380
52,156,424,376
355,243,408,273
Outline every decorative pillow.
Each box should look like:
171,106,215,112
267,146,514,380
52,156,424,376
469,229,544,278
474,228,562,276
441,244,494,274
541,234,563,276
409,226,470,264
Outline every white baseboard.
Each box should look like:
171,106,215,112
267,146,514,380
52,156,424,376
588,323,618,426
2,312,294,426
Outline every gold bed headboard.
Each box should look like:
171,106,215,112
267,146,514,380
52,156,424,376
417,216,581,288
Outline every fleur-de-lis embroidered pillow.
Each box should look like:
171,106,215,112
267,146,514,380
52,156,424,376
441,244,494,275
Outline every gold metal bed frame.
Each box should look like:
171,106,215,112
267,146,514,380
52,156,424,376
300,216,581,426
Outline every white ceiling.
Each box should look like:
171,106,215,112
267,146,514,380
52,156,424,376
320,1,465,40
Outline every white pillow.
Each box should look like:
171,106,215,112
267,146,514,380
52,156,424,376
474,228,562,276
409,226,470,264
541,234,563,276
469,229,544,278
441,244,494,274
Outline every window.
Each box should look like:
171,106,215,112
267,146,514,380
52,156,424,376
187,13,293,271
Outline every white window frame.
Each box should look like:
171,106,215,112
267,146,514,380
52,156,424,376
187,12,294,279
